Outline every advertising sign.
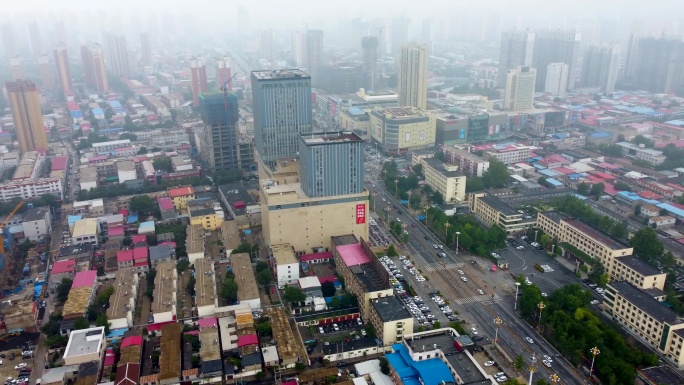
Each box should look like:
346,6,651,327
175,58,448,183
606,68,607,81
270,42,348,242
356,204,366,224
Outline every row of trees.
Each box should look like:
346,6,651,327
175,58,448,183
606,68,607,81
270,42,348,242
0,194,61,216
464,158,510,193
519,282,658,385
553,196,627,240
425,206,506,256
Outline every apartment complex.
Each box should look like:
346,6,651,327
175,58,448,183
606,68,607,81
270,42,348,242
270,244,300,288
616,142,666,166
443,147,490,177
605,281,684,367
469,193,531,234
532,28,582,91
190,56,207,107
544,62,569,96
197,92,239,171
504,66,536,111
483,144,534,165
370,107,436,155
6,79,48,152
398,43,428,110
369,296,414,346
582,44,620,93
497,29,535,87
419,157,466,203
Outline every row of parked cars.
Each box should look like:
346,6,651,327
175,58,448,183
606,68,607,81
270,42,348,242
520,236,544,251
318,318,364,334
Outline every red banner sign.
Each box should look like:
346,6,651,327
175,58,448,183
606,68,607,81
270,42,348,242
356,204,366,224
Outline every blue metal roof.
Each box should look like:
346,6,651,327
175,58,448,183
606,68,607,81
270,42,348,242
70,110,84,118
656,203,684,218
348,107,366,116
386,344,455,385
68,215,82,224
91,108,104,115
539,169,560,177
573,193,588,200
546,178,563,186
665,120,684,127
590,132,611,138
108,100,122,108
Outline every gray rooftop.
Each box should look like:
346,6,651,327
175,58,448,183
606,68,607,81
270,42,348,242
616,256,662,277
480,194,519,217
609,281,680,324
423,157,463,178
540,211,567,224
149,244,175,261
252,69,310,80
638,365,684,385
23,206,50,222
405,332,486,384
320,336,378,355
371,296,412,322
332,234,359,247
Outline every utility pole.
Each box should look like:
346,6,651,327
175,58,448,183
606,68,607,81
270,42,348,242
528,353,538,385
537,302,546,333
589,346,600,379
493,317,502,346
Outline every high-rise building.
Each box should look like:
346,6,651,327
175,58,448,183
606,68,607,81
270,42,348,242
497,29,535,87
391,17,410,53
55,21,67,47
291,30,306,66
53,44,73,94
582,44,620,93
362,36,379,90
215,57,232,91
624,36,684,93
27,22,42,57
306,30,324,85
81,43,108,93
504,66,537,111
532,28,581,91
1,23,17,57
544,62,569,96
6,80,48,152
104,33,131,78
190,57,207,107
421,18,432,44
140,32,152,67
197,92,238,170
260,30,275,63
299,131,364,198
38,54,53,89
251,69,312,168
9,56,24,80
398,43,428,110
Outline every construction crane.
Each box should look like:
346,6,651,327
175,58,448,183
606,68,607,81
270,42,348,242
222,72,240,101
0,201,24,258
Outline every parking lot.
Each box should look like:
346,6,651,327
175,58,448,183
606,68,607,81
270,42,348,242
368,218,392,247
0,343,37,385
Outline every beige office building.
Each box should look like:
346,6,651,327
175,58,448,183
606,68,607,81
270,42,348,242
370,107,436,155
370,296,414,346
6,80,48,152
469,193,533,234
420,157,466,203
503,66,536,111
398,43,428,110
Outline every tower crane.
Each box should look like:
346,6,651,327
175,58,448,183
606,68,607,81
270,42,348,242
0,201,24,258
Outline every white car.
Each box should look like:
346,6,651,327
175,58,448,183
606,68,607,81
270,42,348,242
591,299,600,305
461,277,468,282
543,355,553,362
542,360,552,368
525,337,534,344
517,245,525,250
438,245,444,249
477,289,484,295
457,270,464,275
14,363,27,369
541,292,548,297
433,244,439,249
471,328,478,335
484,361,495,367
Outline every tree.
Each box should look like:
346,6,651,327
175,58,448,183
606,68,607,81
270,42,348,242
283,285,306,304
221,276,238,304
379,357,390,375
590,182,605,196
610,222,627,239
321,280,336,297
255,261,269,272
466,177,484,193
613,181,632,192
630,227,664,262
95,313,111,335
329,296,341,308
177,259,190,272
256,269,273,285
412,163,423,176
432,320,441,329
96,286,115,307
576,182,590,196
386,245,398,257
119,132,137,141
130,195,158,217
482,159,509,189
539,234,551,249
153,156,173,173
588,262,605,285
74,317,89,330
513,354,525,370
186,275,196,296
56,278,73,304
295,362,306,372
137,147,148,155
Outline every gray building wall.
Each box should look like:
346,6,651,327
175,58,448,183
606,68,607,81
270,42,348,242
532,29,582,91
435,116,468,145
251,70,313,167
299,133,364,198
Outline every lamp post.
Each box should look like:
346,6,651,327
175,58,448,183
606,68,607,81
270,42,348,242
407,190,412,210
445,222,451,244
424,206,430,225
534,229,539,242
528,353,538,385
514,282,521,309
550,374,560,385
455,231,461,254
402,223,408,243
385,206,391,224
372,192,378,212
537,302,546,333
395,178,399,196
493,317,502,346
589,347,600,379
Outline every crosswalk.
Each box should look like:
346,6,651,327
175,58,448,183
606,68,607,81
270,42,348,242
452,294,502,305
424,262,465,272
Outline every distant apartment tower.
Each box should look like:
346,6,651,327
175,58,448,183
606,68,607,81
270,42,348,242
624,36,684,93
81,43,108,93
198,92,238,170
190,57,208,107
544,62,569,96
362,36,379,90
582,44,619,93
140,32,152,67
391,17,410,54
38,54,53,89
251,69,312,167
215,57,232,91
9,56,24,80
260,30,275,62
55,21,67,48
53,44,72,94
497,29,535,87
104,33,131,78
28,22,42,57
291,30,306,66
504,66,536,111
532,28,581,91
306,30,324,85
1,23,17,57
6,80,48,152
299,131,364,198
398,43,428,110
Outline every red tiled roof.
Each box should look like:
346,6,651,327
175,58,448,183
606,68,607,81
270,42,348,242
237,334,258,347
104,348,116,366
167,186,194,198
52,259,75,274
158,197,174,211
115,363,140,385
117,250,134,263
121,336,143,348
134,260,149,267
51,156,68,171
109,225,125,237
133,247,149,260
72,270,97,288
300,252,333,262
132,234,147,244
197,317,218,329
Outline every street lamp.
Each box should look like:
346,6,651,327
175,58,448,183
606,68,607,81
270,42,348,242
407,190,412,210
537,302,546,332
372,192,378,212
550,374,560,385
394,178,399,196
385,206,391,224
528,353,538,385
455,231,461,254
493,317,502,346
444,222,451,243
424,206,430,225
589,347,600,378
514,282,521,310
401,223,408,243
534,229,539,243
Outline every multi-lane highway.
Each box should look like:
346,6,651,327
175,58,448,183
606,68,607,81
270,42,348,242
366,177,586,385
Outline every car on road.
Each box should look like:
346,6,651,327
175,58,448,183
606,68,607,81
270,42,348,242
484,361,495,367
439,253,447,258
432,244,439,249
471,327,478,335
411,223,416,227
438,245,444,249
542,360,552,367
525,337,534,344
14,364,26,370
516,245,525,250
541,292,548,297
477,289,484,295
472,335,484,341
590,300,600,305
457,270,464,275
543,355,552,362
495,376,508,383
333,323,340,331
461,277,468,282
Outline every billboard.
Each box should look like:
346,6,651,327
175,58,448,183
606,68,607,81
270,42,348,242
356,204,366,224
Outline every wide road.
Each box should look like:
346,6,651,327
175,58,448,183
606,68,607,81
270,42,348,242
366,177,587,385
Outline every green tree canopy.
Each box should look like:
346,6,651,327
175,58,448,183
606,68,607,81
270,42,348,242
630,227,664,262
130,195,159,217
321,281,336,297
256,269,273,285
283,285,306,304
576,182,590,196
56,278,73,304
153,156,173,173
482,158,509,189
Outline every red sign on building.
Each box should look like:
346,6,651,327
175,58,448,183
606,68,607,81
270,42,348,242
355,204,366,224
